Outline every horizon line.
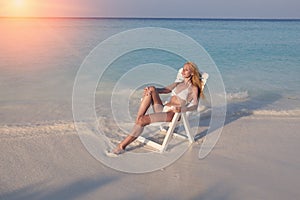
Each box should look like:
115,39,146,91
1,16,300,21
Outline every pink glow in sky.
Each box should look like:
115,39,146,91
0,0,299,19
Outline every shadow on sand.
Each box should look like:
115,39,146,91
194,92,282,141
1,176,118,200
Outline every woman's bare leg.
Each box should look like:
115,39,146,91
112,86,166,154
136,86,163,120
114,124,144,154
113,112,175,154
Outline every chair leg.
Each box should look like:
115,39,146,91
136,112,194,153
160,113,181,152
181,113,194,143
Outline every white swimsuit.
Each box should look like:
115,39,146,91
163,83,191,112
171,83,191,102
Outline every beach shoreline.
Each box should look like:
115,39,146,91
1,115,300,200
1,17,300,200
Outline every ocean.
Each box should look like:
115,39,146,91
1,18,300,127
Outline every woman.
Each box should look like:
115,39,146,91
112,62,204,155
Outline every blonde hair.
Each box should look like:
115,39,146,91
185,61,205,99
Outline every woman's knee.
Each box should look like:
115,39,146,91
148,86,156,93
136,116,150,126
143,86,156,98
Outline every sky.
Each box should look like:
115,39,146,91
1,0,300,19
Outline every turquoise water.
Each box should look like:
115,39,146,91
1,18,300,125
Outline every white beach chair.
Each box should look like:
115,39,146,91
137,68,209,153
137,111,194,152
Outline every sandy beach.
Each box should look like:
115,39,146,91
1,17,300,200
1,115,300,200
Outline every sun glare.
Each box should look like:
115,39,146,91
14,0,25,7
1,0,35,17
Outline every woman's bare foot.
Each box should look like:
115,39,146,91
112,144,125,155
105,144,125,157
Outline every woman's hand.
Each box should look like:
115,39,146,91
143,86,152,96
172,106,181,113
172,106,189,113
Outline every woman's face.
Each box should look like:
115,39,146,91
181,64,193,78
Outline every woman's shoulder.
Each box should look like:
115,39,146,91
190,84,199,95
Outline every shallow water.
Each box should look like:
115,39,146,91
1,18,300,125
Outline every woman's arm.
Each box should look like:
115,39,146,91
143,83,176,96
173,103,198,113
156,82,178,94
